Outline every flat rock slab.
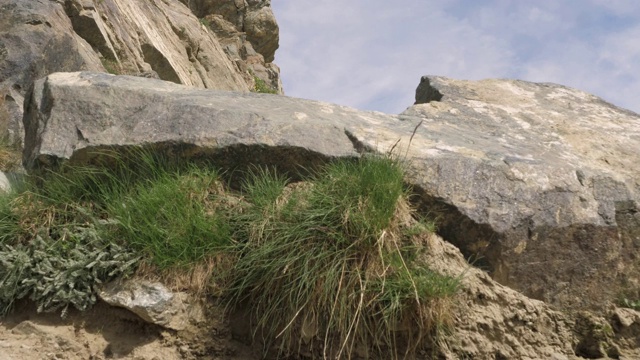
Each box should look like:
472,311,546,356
24,71,640,310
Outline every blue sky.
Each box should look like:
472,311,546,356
271,1,640,114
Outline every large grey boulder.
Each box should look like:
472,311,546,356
23,71,640,312
23,71,361,175
399,76,640,310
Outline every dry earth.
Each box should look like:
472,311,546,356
0,300,258,360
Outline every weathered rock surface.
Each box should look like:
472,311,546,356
23,71,359,175
62,0,248,90
422,233,576,359
401,76,640,310
0,0,282,146
98,280,204,331
23,72,640,315
0,301,225,360
182,0,279,62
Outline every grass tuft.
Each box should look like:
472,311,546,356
0,148,233,312
104,165,232,269
227,155,459,358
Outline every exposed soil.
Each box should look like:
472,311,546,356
0,300,259,360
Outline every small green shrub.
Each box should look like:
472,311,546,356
621,297,640,311
252,76,278,94
0,149,231,315
228,155,458,358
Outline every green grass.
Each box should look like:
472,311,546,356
0,149,232,313
621,298,640,311
0,191,22,244
199,17,211,28
104,165,232,269
0,151,460,357
0,153,144,315
227,155,459,358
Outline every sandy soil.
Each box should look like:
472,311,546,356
0,300,257,360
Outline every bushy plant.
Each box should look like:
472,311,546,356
622,298,640,310
100,57,121,75
0,149,232,315
0,149,460,357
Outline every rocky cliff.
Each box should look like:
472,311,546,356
0,0,281,145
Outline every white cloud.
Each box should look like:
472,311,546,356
272,0,640,114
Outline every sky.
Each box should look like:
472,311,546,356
271,0,640,115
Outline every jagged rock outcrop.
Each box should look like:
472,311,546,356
181,0,282,94
0,0,282,146
23,72,640,316
181,0,279,62
61,0,248,90
422,233,576,359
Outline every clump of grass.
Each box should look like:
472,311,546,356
104,165,232,269
228,155,459,358
0,148,233,313
0,149,459,356
199,17,211,28
621,298,640,311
